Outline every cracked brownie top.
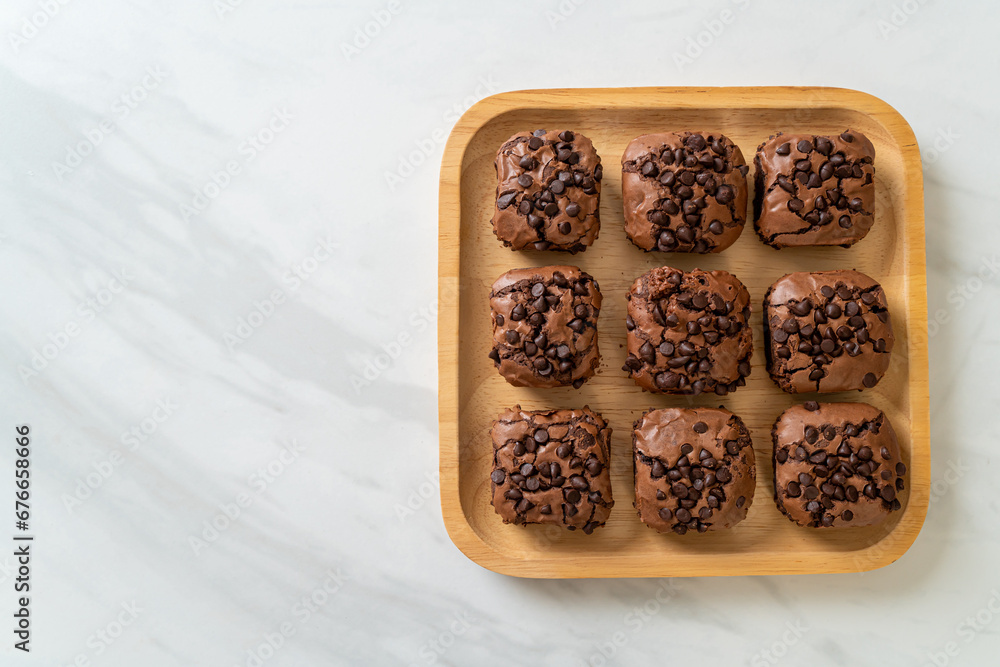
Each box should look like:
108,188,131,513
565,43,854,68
753,130,875,248
622,132,748,253
624,267,752,396
772,401,905,528
764,270,893,394
490,406,613,534
489,266,601,388
492,129,602,253
633,407,755,534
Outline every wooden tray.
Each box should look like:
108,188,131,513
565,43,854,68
438,87,928,578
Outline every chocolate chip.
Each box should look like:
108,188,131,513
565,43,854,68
686,134,707,151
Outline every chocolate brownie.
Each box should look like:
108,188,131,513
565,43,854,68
622,132,749,253
492,130,602,253
753,130,876,248
764,270,893,393
489,266,601,388
633,407,755,534
623,267,752,395
490,406,614,534
772,401,905,528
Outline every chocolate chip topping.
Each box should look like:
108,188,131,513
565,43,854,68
492,130,602,253
624,267,753,396
633,407,755,534
490,266,601,388
753,130,876,248
763,270,894,393
772,402,905,528
491,406,614,533
622,132,749,253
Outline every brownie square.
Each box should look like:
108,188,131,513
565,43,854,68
489,266,601,388
633,407,755,534
753,130,876,248
621,132,748,253
492,129,602,253
764,270,893,394
490,406,614,534
772,401,906,528
623,267,752,395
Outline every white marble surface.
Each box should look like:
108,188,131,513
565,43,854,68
0,0,997,665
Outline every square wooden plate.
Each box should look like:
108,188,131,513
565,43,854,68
438,87,928,578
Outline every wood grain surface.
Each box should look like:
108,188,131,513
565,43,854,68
438,87,929,578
